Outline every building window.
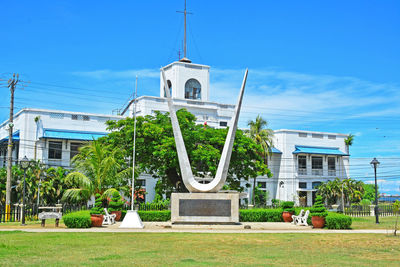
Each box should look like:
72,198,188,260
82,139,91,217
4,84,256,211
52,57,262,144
219,121,227,127
50,113,64,119
328,135,336,140
298,155,307,175
312,133,323,139
164,80,172,97
82,115,90,121
328,157,336,176
184,79,201,100
137,179,146,187
299,182,307,189
71,114,78,120
48,141,62,160
70,142,82,159
299,133,307,138
311,156,323,175
257,182,266,189
312,181,322,189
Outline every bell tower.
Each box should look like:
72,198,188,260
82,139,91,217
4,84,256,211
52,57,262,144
160,61,210,101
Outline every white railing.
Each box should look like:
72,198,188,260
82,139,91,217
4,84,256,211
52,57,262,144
328,170,336,176
298,168,307,175
312,169,323,176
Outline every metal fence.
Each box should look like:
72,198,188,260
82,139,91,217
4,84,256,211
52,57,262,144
0,203,91,223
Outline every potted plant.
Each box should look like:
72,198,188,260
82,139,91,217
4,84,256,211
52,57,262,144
90,193,104,227
281,201,295,222
310,195,328,228
108,191,124,221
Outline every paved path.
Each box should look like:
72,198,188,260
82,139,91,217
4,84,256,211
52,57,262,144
0,222,394,234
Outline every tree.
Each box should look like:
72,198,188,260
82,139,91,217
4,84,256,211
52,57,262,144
102,109,269,193
62,141,130,204
362,184,379,202
317,178,365,206
247,115,274,205
344,133,354,154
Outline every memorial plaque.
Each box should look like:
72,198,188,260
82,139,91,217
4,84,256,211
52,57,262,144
179,199,231,217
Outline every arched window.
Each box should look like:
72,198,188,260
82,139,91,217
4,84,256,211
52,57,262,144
164,80,172,97
184,79,201,100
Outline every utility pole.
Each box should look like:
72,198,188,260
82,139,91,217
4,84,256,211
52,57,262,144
5,73,19,221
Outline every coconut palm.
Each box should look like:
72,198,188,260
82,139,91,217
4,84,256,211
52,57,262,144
344,133,355,154
62,140,130,204
247,115,274,205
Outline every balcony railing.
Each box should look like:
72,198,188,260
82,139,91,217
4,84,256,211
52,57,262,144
298,168,307,175
328,170,336,176
312,169,323,176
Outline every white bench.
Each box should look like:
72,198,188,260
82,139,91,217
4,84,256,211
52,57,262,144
38,206,62,227
292,210,310,226
103,208,116,225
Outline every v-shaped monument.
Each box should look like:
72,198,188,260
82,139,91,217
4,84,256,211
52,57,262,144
161,68,248,224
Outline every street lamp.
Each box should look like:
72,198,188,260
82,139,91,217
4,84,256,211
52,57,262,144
370,157,380,224
20,156,30,226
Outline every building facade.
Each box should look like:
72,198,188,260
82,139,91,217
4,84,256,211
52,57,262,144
0,59,350,206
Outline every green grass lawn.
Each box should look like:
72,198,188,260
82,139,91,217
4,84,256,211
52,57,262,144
351,216,400,230
0,232,399,266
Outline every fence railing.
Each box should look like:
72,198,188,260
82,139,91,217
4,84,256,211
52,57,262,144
138,202,169,211
0,203,91,223
343,204,396,217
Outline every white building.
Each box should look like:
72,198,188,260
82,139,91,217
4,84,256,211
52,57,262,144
0,108,123,168
248,129,349,206
0,59,350,206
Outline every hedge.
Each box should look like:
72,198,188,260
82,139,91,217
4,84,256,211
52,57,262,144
325,212,352,229
63,210,92,228
138,210,171,221
239,209,283,222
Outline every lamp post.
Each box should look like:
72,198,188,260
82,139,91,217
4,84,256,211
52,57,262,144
20,156,30,226
370,157,380,224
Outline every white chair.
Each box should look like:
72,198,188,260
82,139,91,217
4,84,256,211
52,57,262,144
297,210,310,226
103,208,116,225
292,209,304,225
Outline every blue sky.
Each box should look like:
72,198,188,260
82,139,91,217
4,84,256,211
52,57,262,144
1,1,400,194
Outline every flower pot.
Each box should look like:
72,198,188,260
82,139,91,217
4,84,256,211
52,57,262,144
111,211,122,221
282,211,294,222
91,214,104,227
312,216,326,228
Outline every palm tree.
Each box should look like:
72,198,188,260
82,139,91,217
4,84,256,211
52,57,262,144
62,141,130,204
344,133,354,154
247,115,274,205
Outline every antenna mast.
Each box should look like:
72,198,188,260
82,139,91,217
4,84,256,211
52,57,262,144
177,0,192,59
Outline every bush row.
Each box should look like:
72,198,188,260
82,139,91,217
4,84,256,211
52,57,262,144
325,212,352,229
63,210,92,228
62,208,352,229
239,209,283,222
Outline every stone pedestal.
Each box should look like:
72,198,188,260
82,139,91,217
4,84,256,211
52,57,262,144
171,192,239,224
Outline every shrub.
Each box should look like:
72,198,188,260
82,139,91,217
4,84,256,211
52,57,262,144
281,201,295,213
90,193,104,215
63,210,91,228
239,209,283,222
108,191,124,212
310,195,327,217
138,210,171,221
325,212,352,229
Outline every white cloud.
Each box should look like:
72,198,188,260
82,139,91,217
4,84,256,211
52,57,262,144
71,69,159,80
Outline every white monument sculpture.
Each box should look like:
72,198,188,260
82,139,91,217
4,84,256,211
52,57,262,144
162,68,248,224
